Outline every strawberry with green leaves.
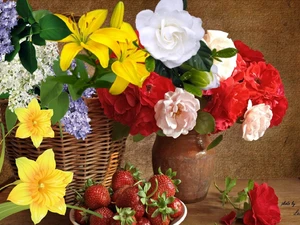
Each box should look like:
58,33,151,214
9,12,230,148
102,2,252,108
110,207,137,225
84,180,111,210
89,207,114,225
74,206,89,225
112,163,141,191
168,197,184,218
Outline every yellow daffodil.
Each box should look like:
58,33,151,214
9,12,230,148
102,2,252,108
7,149,73,224
15,98,54,148
56,9,127,71
108,22,150,95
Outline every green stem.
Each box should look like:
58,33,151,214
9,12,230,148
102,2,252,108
225,195,240,210
0,124,19,146
66,204,102,218
0,180,21,192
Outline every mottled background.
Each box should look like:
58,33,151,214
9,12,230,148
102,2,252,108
1,0,300,184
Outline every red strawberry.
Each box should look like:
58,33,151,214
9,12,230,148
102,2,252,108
131,201,145,220
115,186,140,208
74,206,88,225
147,168,180,200
137,217,151,225
110,207,137,225
112,185,130,203
112,163,141,191
84,184,111,210
147,206,170,225
90,207,114,225
168,197,183,218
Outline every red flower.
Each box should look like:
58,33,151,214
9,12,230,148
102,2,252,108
234,40,265,64
204,77,249,132
220,211,236,225
243,183,281,225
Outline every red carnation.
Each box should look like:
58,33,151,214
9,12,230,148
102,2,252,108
234,40,265,64
243,183,281,225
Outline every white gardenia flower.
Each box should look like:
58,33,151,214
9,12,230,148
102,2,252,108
203,30,237,81
136,0,205,69
154,88,200,138
242,100,273,141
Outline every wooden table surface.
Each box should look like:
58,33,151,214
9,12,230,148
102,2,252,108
0,178,299,225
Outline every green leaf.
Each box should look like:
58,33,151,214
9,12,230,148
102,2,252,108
5,108,17,132
183,82,203,97
145,56,155,72
49,75,78,84
244,202,251,211
156,130,165,136
0,93,9,99
194,111,215,134
73,58,88,80
183,0,188,10
0,123,5,173
112,122,130,141
32,34,46,46
186,41,213,71
247,179,254,191
48,92,69,124
32,10,51,22
11,19,27,36
31,23,41,34
5,37,20,62
40,77,64,107
16,0,33,20
52,60,69,77
207,135,223,151
75,54,96,67
19,41,37,73
235,190,248,203
39,14,71,41
133,134,145,142
0,202,29,220
225,177,237,193
68,84,83,101
214,48,237,58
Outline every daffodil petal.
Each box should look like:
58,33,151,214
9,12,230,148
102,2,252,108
15,124,31,138
7,183,33,205
36,149,56,172
48,198,66,215
14,108,29,123
82,40,109,68
31,134,43,148
28,98,41,114
55,14,80,37
78,9,108,37
109,76,129,95
44,127,55,138
60,42,83,71
16,157,39,182
30,202,48,225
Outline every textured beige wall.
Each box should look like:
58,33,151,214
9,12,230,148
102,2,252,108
1,0,300,184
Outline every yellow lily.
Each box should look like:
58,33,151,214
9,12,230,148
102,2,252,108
56,9,127,71
7,149,73,224
15,98,54,148
110,1,124,29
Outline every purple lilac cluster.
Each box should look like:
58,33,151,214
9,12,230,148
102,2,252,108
0,0,18,60
61,85,96,140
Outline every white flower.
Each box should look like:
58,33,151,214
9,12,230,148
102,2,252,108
242,100,273,141
136,0,205,69
154,88,200,138
203,30,237,81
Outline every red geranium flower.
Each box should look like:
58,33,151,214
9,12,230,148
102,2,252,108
243,183,281,225
220,211,236,225
234,40,265,64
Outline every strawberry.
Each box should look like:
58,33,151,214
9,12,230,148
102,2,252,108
168,197,183,218
89,207,114,225
84,184,111,210
131,201,145,220
111,185,130,202
112,163,141,191
147,168,180,200
110,207,137,225
137,217,151,225
147,206,170,225
115,186,140,208
74,206,89,225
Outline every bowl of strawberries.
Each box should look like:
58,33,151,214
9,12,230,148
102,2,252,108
69,164,187,225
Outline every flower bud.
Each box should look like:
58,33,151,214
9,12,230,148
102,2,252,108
182,69,219,90
110,1,124,28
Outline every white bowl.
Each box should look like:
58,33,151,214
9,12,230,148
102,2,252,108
69,200,187,225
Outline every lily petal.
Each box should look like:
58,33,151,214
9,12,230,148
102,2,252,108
120,22,138,41
109,76,129,95
36,149,56,172
55,14,80,37
78,9,108,37
60,42,83,71
112,60,140,85
16,157,39,182
110,1,124,28
7,183,33,205
30,202,48,225
82,40,109,68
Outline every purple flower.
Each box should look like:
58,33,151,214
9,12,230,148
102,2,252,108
0,0,18,59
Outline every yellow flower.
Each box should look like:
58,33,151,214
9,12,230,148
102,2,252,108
110,1,124,29
108,22,150,95
56,10,127,71
15,98,54,148
7,149,73,224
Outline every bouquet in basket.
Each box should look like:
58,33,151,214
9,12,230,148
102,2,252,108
0,0,287,224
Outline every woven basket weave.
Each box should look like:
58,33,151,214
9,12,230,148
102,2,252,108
0,97,127,203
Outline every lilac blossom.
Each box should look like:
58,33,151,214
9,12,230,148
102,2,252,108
0,0,18,60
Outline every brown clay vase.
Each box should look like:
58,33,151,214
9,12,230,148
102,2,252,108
152,131,215,203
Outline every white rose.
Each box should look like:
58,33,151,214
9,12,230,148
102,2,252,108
242,100,273,141
203,30,237,81
154,88,200,138
135,0,205,69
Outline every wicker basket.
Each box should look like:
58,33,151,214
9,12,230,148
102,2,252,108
0,97,127,203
